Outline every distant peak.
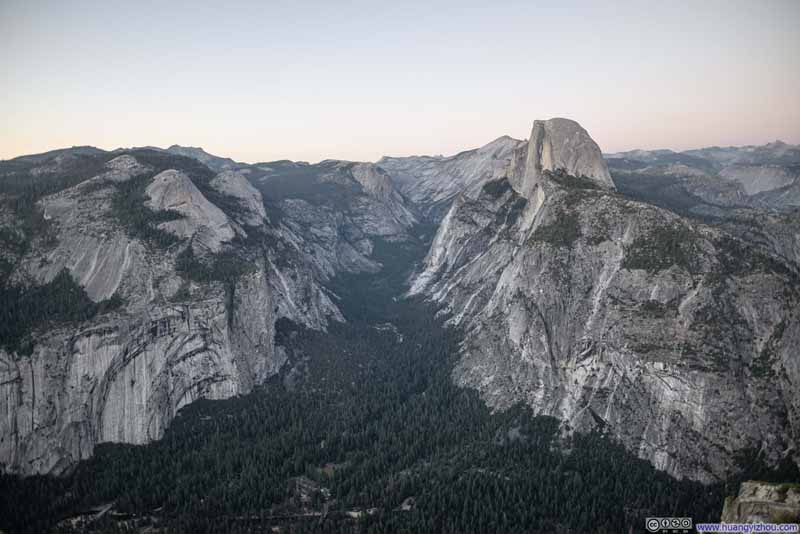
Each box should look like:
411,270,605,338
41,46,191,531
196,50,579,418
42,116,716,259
164,145,240,171
167,144,208,154
766,140,788,148
484,134,519,145
477,135,524,155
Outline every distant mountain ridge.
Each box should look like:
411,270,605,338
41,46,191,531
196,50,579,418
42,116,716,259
6,138,798,205
607,139,800,162
607,141,800,211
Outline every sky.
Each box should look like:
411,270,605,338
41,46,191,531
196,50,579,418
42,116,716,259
1,0,799,163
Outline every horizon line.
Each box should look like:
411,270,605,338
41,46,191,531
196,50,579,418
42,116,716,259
3,136,798,167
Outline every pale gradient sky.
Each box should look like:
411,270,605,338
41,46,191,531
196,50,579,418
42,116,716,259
1,0,799,163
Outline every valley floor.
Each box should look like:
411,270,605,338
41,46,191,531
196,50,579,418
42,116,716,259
2,227,785,534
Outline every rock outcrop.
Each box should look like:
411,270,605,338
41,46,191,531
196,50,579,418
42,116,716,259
511,118,614,196
210,170,269,227
0,284,275,474
720,164,797,196
145,169,237,252
164,145,242,172
410,119,800,482
350,163,417,229
0,154,343,475
249,159,418,278
379,135,525,219
17,157,147,302
721,482,800,524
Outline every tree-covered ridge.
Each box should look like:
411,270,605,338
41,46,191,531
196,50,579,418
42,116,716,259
174,244,256,284
0,148,202,253
108,172,184,248
0,151,112,205
251,160,360,208
622,223,700,272
106,149,242,248
529,209,581,247
0,269,122,354
0,151,116,255
546,168,605,191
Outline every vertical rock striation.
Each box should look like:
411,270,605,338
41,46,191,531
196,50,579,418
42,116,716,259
410,118,800,482
510,117,614,196
379,135,526,220
0,155,342,475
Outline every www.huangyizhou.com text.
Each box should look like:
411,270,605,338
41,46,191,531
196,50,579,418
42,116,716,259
695,523,799,533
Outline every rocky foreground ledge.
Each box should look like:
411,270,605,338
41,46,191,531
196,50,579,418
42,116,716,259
722,481,800,524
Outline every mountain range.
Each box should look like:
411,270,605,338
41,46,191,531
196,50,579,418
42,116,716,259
0,119,798,531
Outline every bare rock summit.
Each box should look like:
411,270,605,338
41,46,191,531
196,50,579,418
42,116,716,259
511,117,615,196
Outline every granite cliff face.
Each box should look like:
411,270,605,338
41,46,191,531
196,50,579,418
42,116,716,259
13,155,147,302
377,118,612,219
511,118,614,196
163,145,243,172
210,170,268,227
378,135,525,220
719,164,798,196
0,148,415,475
0,287,275,475
408,120,800,482
145,169,238,252
248,159,418,277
